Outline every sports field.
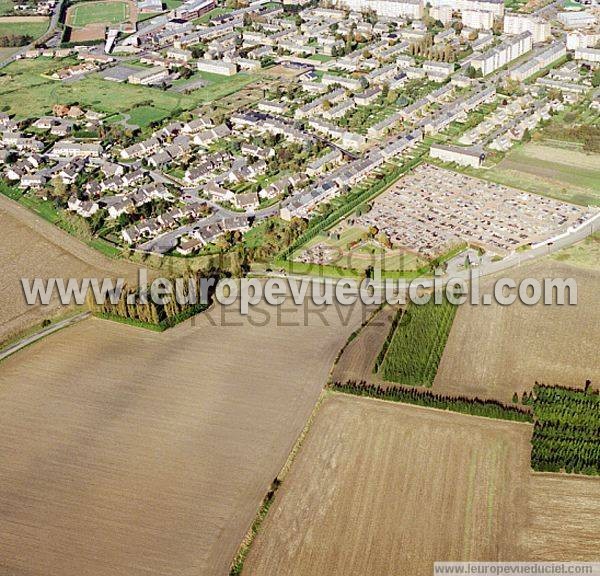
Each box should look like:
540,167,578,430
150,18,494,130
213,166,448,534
68,0,129,27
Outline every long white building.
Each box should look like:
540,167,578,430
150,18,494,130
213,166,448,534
504,13,551,44
429,0,504,17
334,0,423,19
574,47,600,63
471,31,533,76
509,41,566,81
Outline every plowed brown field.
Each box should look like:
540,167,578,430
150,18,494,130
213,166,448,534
0,194,139,343
244,394,600,576
434,262,600,403
332,305,400,383
245,394,533,576
0,297,367,576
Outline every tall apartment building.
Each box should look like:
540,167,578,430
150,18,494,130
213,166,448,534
335,0,424,19
462,9,495,30
429,0,504,17
504,13,551,43
471,31,533,76
430,4,453,24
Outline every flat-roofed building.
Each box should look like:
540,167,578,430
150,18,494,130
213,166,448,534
197,59,237,75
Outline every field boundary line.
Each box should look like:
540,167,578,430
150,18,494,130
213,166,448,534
329,390,535,428
229,389,329,575
0,311,90,362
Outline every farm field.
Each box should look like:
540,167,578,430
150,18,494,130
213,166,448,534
519,474,600,561
69,0,129,27
434,261,600,404
0,193,139,343
0,16,48,38
0,294,367,576
0,58,259,118
552,231,600,271
484,143,600,207
332,305,400,383
244,394,533,576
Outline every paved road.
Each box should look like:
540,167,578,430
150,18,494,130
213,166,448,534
0,311,90,362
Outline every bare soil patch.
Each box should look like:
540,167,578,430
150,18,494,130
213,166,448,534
0,298,367,576
332,305,399,383
0,15,48,22
244,394,533,576
434,261,600,403
69,22,106,41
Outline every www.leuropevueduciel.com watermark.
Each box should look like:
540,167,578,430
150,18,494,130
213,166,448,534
20,268,578,314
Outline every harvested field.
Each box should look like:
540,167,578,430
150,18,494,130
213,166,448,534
332,305,399,383
434,261,600,403
0,193,139,343
519,474,600,561
0,15,49,22
488,143,600,207
0,297,368,576
244,394,533,576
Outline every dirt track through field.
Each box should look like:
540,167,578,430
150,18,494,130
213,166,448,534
0,194,140,343
0,297,368,576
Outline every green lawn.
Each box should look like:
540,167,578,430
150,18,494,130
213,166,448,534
163,0,181,8
127,105,170,127
0,57,261,118
70,0,128,27
0,18,48,39
308,54,333,63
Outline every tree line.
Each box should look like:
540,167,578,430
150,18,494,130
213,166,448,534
86,270,221,330
0,34,33,47
330,380,533,422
